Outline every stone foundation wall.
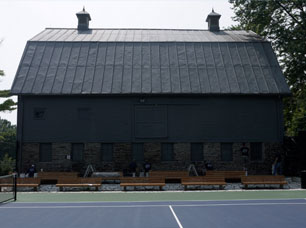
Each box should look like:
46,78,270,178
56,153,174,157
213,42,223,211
21,142,282,175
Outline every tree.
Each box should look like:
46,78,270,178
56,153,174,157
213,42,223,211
0,153,15,176
1,39,17,112
0,70,16,112
0,118,16,159
229,0,306,136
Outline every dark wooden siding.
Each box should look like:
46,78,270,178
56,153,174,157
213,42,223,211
20,96,283,142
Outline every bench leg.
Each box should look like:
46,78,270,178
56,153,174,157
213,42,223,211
280,184,283,189
184,185,187,191
244,184,248,189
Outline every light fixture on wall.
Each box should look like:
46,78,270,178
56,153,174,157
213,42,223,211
139,98,145,103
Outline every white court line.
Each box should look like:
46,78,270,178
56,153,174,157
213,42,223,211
173,202,306,207
0,205,168,209
169,205,183,228
13,197,306,204
1,202,306,209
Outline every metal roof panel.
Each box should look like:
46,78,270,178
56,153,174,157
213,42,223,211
112,67,123,93
30,28,265,42
82,67,95,93
131,68,141,93
12,41,290,95
121,67,133,93
91,66,104,93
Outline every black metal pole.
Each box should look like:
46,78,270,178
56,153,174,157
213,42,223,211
14,173,17,201
15,140,19,175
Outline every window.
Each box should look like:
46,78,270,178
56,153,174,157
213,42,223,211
101,143,113,162
221,143,233,161
71,143,84,161
191,143,204,161
250,143,263,161
39,143,52,162
33,108,46,120
162,143,174,161
78,108,91,120
132,143,144,161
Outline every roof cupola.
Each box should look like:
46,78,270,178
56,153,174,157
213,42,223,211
76,7,91,30
206,9,221,32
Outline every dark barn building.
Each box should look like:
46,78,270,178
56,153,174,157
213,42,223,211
11,10,290,174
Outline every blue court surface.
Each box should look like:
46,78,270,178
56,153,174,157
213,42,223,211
1,199,306,228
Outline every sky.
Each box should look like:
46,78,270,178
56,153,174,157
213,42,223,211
0,0,236,124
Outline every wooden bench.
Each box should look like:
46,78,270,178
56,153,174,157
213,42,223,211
149,171,189,182
120,177,165,191
241,175,288,189
206,171,246,181
0,178,39,191
56,177,102,191
38,172,78,179
182,177,226,190
94,172,123,181
37,172,79,184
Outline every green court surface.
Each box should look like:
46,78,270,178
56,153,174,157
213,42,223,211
16,190,306,202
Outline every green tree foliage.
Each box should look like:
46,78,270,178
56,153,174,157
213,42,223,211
229,0,306,135
0,70,16,112
0,118,16,159
0,153,15,176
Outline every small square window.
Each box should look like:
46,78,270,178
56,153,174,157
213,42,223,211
191,143,204,161
39,143,52,162
162,143,174,161
71,143,84,161
250,143,263,161
33,108,46,120
101,143,113,162
132,143,144,161
221,143,233,161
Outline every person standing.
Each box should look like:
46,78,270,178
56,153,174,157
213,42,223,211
273,152,282,175
129,160,137,177
143,160,152,177
241,143,249,174
27,164,36,178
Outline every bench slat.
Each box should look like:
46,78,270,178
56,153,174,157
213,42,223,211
242,175,287,189
56,178,102,191
181,176,226,190
120,177,165,191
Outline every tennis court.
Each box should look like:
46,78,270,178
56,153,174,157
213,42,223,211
1,190,306,228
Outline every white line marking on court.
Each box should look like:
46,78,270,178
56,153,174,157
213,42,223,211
13,197,306,204
169,205,183,228
1,202,306,209
0,205,168,209
173,202,306,207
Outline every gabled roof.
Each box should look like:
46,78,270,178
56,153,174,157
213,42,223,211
30,28,263,42
11,28,291,96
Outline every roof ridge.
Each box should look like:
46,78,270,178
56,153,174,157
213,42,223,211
44,27,249,32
